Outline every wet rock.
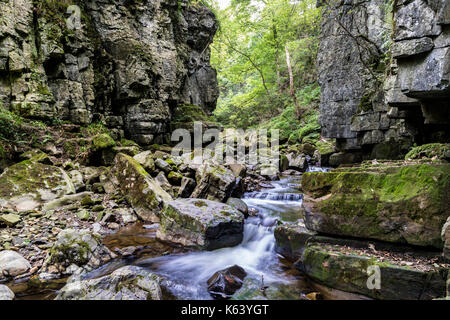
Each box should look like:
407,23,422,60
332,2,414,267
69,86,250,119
302,163,450,249
112,153,172,222
274,222,317,262
226,198,248,218
207,265,247,299
0,284,14,300
133,151,156,173
155,158,172,174
55,266,162,300
155,172,174,196
296,244,448,300
191,162,236,202
0,155,75,212
116,208,138,224
157,199,244,250
40,229,114,279
286,153,308,172
0,250,31,279
179,177,197,198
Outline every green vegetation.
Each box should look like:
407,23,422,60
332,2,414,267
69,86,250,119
210,0,322,143
405,143,450,161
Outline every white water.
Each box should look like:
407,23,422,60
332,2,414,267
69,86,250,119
135,176,306,300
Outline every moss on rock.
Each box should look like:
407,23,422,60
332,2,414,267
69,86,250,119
302,163,450,248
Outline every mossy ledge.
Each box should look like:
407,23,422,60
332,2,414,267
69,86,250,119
302,162,450,248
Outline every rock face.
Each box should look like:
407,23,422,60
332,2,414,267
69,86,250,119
302,162,450,249
0,156,75,212
157,199,244,250
56,266,162,300
112,153,172,222
0,250,31,279
0,0,219,145
207,265,247,299
318,0,450,159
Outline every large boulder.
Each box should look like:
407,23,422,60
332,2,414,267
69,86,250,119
296,243,448,300
274,222,317,262
55,266,162,300
0,250,31,280
0,155,75,212
157,199,245,250
286,153,308,172
112,153,172,222
302,163,450,249
40,229,115,279
191,162,237,202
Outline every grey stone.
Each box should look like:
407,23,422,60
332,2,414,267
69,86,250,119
391,37,434,58
0,250,31,279
157,199,244,250
55,266,162,300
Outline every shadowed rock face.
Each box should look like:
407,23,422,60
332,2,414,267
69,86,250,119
318,0,450,159
0,0,218,145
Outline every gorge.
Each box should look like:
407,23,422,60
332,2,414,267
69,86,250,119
0,0,449,301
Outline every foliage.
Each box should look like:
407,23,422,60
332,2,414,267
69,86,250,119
211,0,322,133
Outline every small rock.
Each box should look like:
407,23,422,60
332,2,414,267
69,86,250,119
0,285,14,300
0,250,31,279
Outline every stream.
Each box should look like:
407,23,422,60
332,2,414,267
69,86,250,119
15,167,330,300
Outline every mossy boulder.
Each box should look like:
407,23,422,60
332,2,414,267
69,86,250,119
41,229,114,278
92,134,116,151
112,153,172,222
157,199,245,251
405,143,450,161
191,162,237,202
274,222,317,262
0,155,75,212
296,244,448,300
133,151,156,173
302,163,450,249
56,266,162,300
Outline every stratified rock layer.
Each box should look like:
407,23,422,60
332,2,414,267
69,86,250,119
0,0,219,145
318,0,450,158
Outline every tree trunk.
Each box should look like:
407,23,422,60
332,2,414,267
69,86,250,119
285,45,301,118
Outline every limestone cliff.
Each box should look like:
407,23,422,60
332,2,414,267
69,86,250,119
0,0,219,145
318,0,449,160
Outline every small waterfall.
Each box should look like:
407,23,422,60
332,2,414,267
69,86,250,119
244,192,303,201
